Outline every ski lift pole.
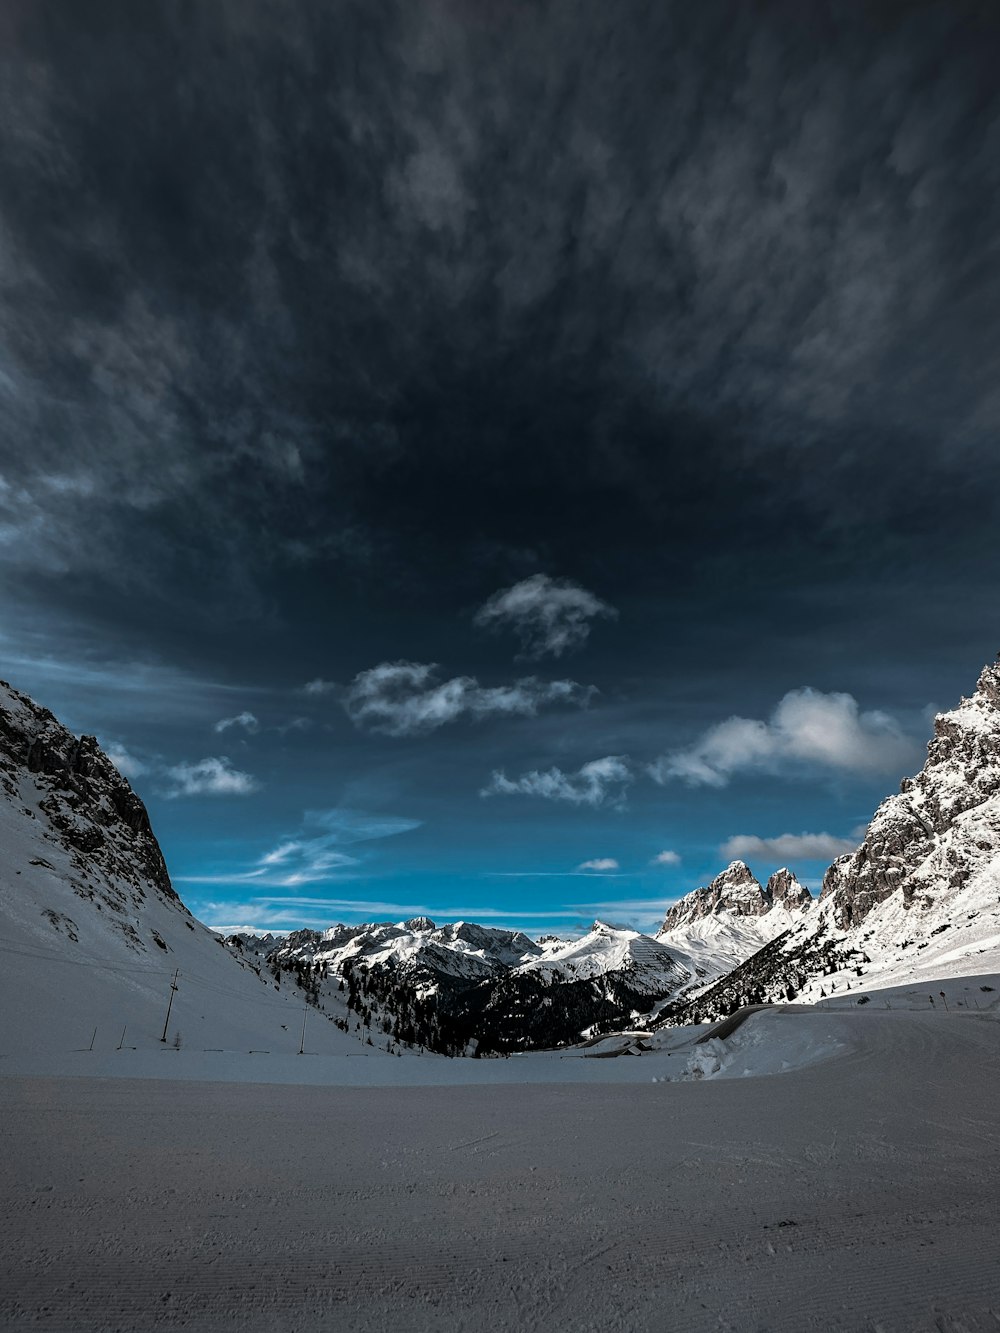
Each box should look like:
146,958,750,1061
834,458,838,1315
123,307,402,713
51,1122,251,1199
160,969,179,1043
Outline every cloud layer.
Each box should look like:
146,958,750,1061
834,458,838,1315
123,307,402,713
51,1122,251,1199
651,688,919,788
4,1,1000,625
343,661,594,737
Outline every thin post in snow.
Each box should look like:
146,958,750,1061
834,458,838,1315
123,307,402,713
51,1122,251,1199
298,1005,308,1055
87,1027,96,1052
160,968,179,1043
117,1025,127,1050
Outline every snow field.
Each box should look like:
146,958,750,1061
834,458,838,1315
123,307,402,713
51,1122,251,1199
3,1002,999,1332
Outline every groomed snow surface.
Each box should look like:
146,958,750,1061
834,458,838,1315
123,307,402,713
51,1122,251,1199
3,979,1000,1331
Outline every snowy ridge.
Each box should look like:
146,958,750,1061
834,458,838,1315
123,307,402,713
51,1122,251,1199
233,917,545,992
520,920,688,995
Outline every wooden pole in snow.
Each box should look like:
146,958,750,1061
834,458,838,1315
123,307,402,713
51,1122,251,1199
298,1005,308,1055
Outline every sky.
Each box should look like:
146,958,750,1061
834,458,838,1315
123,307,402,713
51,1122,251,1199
2,1,1000,936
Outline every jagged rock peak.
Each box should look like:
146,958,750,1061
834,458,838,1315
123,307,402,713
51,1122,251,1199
405,916,435,932
0,678,176,906
659,860,768,932
821,656,1000,930
973,657,1000,709
765,867,812,910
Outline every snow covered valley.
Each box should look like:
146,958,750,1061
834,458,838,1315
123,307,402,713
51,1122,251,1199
3,996,1000,1332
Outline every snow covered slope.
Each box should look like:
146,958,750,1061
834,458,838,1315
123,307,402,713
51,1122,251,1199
0,681,372,1060
670,660,1000,1022
521,920,687,994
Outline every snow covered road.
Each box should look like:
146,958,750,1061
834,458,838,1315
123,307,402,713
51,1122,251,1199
2,1007,999,1332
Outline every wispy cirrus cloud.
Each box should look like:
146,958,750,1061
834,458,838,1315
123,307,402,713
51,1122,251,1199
719,831,858,863
214,710,260,734
481,755,632,808
199,899,593,935
651,688,919,788
473,574,617,660
343,661,594,737
177,808,421,889
577,858,620,872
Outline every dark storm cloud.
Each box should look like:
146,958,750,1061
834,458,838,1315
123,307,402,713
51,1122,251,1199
1,0,999,621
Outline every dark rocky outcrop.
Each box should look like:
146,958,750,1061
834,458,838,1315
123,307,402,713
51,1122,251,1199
0,679,176,909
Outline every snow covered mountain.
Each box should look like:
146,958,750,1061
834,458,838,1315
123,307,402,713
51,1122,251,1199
234,917,543,988
230,915,691,1052
0,680,370,1059
655,862,813,993
669,659,1000,1023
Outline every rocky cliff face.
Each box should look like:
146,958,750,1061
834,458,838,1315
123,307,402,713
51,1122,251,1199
0,679,176,916
767,867,812,911
821,659,1000,930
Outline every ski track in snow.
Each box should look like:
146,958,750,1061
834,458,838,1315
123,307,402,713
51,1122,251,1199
2,1005,999,1333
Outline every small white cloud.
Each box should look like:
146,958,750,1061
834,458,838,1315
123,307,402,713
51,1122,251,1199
651,687,919,788
652,850,681,866
105,742,148,780
213,710,259,734
303,678,337,696
343,660,594,737
577,858,620,872
474,573,617,659
482,755,632,807
163,756,259,799
719,831,858,862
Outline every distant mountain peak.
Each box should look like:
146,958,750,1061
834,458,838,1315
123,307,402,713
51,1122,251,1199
766,867,812,910
658,860,769,932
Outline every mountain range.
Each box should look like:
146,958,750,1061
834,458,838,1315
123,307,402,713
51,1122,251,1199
3,660,1000,1057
